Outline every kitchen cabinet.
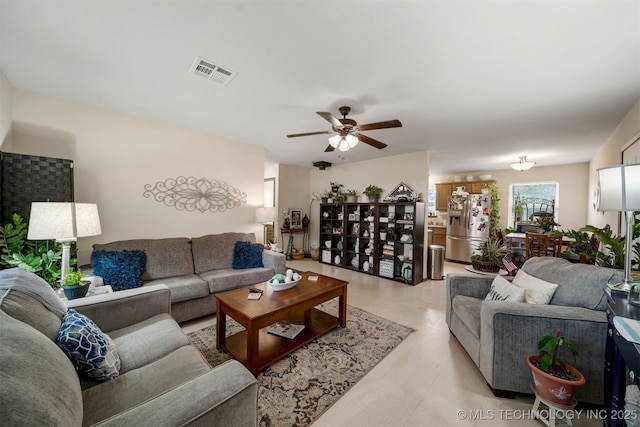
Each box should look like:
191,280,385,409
320,201,425,285
431,226,447,256
435,180,495,212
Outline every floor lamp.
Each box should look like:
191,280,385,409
597,163,640,295
255,206,276,246
27,202,102,287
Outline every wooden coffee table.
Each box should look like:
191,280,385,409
216,271,348,376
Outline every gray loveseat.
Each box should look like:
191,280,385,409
92,232,286,323
446,256,621,405
0,268,258,426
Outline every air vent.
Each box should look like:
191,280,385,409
189,56,237,86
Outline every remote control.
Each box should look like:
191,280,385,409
249,287,263,293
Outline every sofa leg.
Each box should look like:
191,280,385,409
488,384,517,399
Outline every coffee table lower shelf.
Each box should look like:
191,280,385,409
222,308,340,374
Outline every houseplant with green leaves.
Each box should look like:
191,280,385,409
363,185,382,203
0,213,67,288
581,216,640,272
62,268,90,299
470,236,503,272
483,183,501,241
526,330,585,406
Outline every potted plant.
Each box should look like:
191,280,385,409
332,192,347,205
526,330,585,406
534,215,560,233
346,189,359,203
581,219,640,272
282,211,291,228
470,237,503,272
330,182,343,193
321,190,331,203
363,185,383,203
62,269,90,300
385,226,396,241
551,229,597,264
0,213,64,289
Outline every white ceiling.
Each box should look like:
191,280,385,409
1,1,639,174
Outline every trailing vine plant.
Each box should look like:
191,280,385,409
483,182,501,241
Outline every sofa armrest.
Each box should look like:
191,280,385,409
445,273,493,326
263,250,286,274
92,360,258,427
66,285,171,332
478,300,607,400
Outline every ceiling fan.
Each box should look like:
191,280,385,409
286,106,402,152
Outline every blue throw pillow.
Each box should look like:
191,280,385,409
57,308,120,381
92,249,147,291
232,241,264,269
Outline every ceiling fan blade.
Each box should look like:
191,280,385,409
355,133,387,149
324,144,335,152
317,112,343,128
286,130,331,138
357,119,402,131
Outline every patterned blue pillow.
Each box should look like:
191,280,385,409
56,309,120,381
232,241,264,269
92,249,147,291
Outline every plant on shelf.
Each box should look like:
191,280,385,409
513,194,524,226
526,330,585,406
329,182,343,193
385,226,396,241
363,185,383,203
332,192,347,205
470,237,503,272
321,190,332,203
282,211,291,228
346,189,358,203
61,268,90,300
0,213,66,289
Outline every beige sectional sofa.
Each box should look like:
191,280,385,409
0,268,258,426
92,232,286,323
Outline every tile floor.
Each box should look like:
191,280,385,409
181,260,604,427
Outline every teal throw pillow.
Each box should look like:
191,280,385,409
56,309,120,381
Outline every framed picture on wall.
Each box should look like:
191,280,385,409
290,208,303,228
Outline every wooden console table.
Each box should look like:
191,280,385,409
280,227,309,259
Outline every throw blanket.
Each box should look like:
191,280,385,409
0,268,67,319
614,316,640,345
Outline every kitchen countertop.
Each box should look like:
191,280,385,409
428,224,447,228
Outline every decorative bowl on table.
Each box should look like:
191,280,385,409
268,270,303,291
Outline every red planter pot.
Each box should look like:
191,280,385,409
526,355,586,406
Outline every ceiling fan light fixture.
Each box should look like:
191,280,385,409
328,134,341,148
511,156,536,171
338,137,351,152
346,134,359,148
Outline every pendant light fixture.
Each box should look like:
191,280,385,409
511,156,536,171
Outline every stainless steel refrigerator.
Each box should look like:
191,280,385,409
445,193,491,262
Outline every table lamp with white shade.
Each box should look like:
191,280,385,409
27,202,102,286
596,163,640,297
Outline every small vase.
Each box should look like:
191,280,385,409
62,284,90,300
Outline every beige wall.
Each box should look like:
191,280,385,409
9,89,267,265
587,98,640,231
277,164,310,250
432,163,590,232
308,151,430,269
0,69,13,147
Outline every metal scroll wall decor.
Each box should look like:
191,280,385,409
143,176,247,213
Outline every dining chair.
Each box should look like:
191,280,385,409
525,232,562,258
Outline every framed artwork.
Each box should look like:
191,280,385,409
290,208,303,228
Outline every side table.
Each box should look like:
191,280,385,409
280,227,309,260
604,290,640,427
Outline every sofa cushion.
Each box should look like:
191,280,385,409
512,269,558,304
0,268,66,341
82,345,211,426
143,274,209,303
451,295,482,339
485,275,525,302
93,238,195,281
199,267,275,294
108,313,190,373
57,308,121,381
191,232,256,273
92,249,147,291
232,241,264,269
522,257,621,310
0,311,83,426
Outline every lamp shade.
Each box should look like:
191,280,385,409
27,202,102,241
597,163,640,212
255,206,276,223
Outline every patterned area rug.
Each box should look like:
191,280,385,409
187,300,413,426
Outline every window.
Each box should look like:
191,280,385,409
427,188,436,216
509,182,559,229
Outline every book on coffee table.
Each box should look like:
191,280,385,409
267,320,304,339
